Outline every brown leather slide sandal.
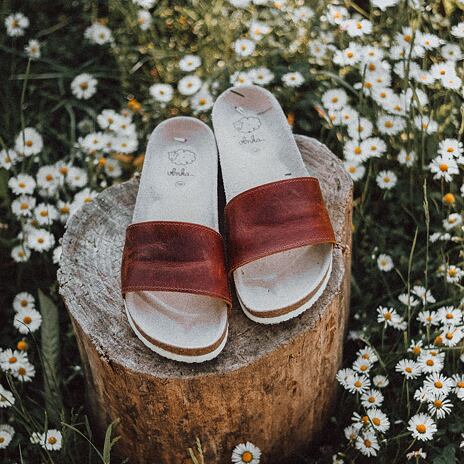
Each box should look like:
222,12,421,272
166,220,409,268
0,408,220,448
212,85,335,324
121,117,231,362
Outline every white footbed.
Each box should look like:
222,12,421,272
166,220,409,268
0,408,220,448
212,85,332,321
125,117,228,361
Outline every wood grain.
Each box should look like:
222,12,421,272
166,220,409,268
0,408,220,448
58,135,353,464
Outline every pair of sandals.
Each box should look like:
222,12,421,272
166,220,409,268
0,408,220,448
121,85,335,363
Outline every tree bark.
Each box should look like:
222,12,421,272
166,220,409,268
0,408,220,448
58,135,353,464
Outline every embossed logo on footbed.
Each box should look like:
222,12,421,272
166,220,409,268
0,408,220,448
168,149,197,165
233,116,261,133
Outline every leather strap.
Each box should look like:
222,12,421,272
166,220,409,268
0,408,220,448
225,177,335,274
121,221,232,308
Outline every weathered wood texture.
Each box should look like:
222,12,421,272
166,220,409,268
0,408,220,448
58,135,353,464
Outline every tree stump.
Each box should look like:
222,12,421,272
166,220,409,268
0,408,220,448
58,135,352,464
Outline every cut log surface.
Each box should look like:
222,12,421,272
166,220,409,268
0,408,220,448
58,135,353,464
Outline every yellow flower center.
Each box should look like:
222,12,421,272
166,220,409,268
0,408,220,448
384,121,393,128
23,316,32,324
443,193,455,204
20,203,29,210
354,380,362,388
18,367,26,376
8,357,17,364
364,439,372,447
48,436,57,445
405,367,412,373
348,166,356,174
434,399,442,408
79,82,89,90
368,396,375,403
434,381,443,389
354,147,362,155
416,424,426,433
439,163,449,172
360,364,368,371
241,451,253,463
372,418,381,426
17,340,27,351
40,210,49,217
426,359,434,366
37,238,44,244
18,181,26,188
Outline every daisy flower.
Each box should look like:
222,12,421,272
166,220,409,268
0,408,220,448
230,71,253,87
437,306,462,326
25,39,41,59
361,137,386,158
377,254,393,271
5,12,29,37
15,127,44,157
376,170,397,190
398,149,415,167
345,374,371,394
8,174,36,195
377,114,405,135
178,75,202,96
452,374,464,399
133,0,156,7
66,167,88,189
190,90,214,113
443,213,462,231
398,293,419,307
438,138,463,158
0,148,18,170
249,21,271,41
71,73,98,100
0,424,14,449
234,38,256,57
451,22,464,38
11,245,31,263
353,358,372,374
427,394,453,419
356,347,379,364
71,188,98,213
336,368,355,388
347,118,373,140
41,429,63,451
11,195,36,217
342,19,373,37
343,139,369,163
0,349,28,372
34,203,59,225
355,430,379,457
248,67,274,86
361,389,384,409
408,339,423,356
13,361,36,382
137,10,152,30
84,23,113,45
282,72,304,88
396,359,422,379
440,325,464,347
0,385,15,408
373,375,389,389
179,55,201,72
377,306,401,327
149,83,174,103
322,89,348,111
14,308,42,334
424,373,453,396
417,352,443,374
441,43,462,61
412,286,436,304
27,228,55,252
366,408,390,433
429,155,459,182
406,449,427,460
344,424,359,441
231,442,261,464
408,413,437,441
344,161,365,181
445,265,463,283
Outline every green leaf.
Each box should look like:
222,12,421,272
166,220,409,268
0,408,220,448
102,419,121,464
433,444,457,464
39,288,63,423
